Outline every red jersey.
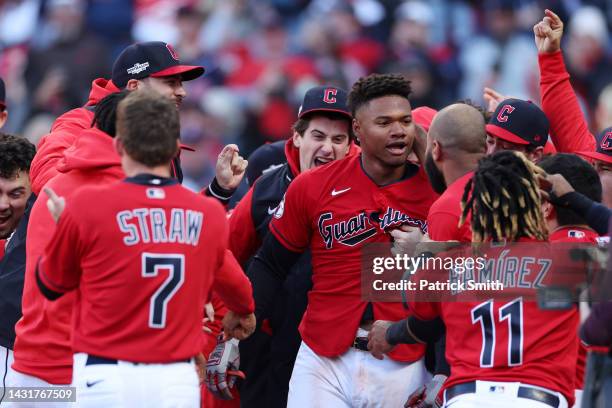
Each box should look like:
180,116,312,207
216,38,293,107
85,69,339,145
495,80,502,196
410,237,579,405
550,226,599,391
269,154,438,361
427,171,473,242
37,175,253,363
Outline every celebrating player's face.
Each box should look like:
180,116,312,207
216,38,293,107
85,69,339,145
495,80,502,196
0,170,30,239
354,96,415,168
293,116,351,171
140,75,186,108
486,134,542,162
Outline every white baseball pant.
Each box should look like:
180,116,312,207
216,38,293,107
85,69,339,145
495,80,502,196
288,329,430,408
72,353,199,408
2,357,74,408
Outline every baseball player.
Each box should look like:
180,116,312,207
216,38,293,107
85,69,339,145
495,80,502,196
242,73,438,407
404,151,577,407
0,133,36,404
368,103,487,407
7,92,132,404
36,90,255,408
208,85,355,407
0,78,7,129
29,41,204,195
539,153,607,408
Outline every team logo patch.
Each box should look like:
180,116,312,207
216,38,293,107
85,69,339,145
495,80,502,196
496,105,515,123
568,230,585,239
273,195,285,219
127,62,150,75
166,44,180,61
323,88,337,104
600,131,612,151
146,188,165,199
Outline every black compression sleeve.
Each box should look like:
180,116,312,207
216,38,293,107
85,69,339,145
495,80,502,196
247,233,302,321
434,335,450,376
385,316,445,345
205,177,236,204
556,192,611,235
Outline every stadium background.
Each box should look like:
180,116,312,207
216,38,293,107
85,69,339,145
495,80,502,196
0,0,610,193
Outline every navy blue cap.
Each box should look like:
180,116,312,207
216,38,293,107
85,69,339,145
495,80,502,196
578,126,612,164
245,140,287,187
486,98,549,148
112,42,204,88
298,86,351,119
0,78,5,110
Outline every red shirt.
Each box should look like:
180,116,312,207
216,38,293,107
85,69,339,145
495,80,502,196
427,171,473,242
549,226,599,391
269,154,438,361
38,176,253,363
409,237,578,406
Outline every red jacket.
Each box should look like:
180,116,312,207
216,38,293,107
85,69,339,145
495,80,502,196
539,51,596,154
15,127,251,384
29,78,120,195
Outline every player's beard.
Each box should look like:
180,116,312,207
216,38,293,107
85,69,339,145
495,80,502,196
424,152,447,194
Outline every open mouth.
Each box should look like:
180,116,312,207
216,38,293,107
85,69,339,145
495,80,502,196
386,141,408,155
313,157,333,167
0,213,12,227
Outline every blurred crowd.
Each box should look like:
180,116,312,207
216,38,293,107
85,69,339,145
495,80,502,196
0,0,611,191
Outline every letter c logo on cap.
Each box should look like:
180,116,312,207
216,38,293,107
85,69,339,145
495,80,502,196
323,88,337,104
497,105,515,123
601,131,612,151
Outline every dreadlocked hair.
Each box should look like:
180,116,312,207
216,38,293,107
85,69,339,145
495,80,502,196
459,150,547,243
92,90,131,137
348,74,411,116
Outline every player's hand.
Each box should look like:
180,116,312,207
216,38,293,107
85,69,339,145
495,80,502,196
538,173,574,202
205,336,244,400
44,187,65,223
405,374,446,408
202,302,215,334
412,125,427,165
367,320,395,360
483,87,507,113
390,225,424,256
215,144,248,190
222,311,256,340
533,9,563,54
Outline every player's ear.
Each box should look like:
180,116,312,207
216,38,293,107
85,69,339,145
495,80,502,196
126,79,140,91
0,110,7,129
432,140,442,161
541,201,555,220
352,118,361,143
292,131,302,148
113,137,125,157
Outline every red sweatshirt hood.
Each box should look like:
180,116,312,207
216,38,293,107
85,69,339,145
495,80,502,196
56,128,121,173
85,78,120,107
284,138,361,177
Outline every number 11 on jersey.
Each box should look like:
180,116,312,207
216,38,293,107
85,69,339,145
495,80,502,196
471,298,524,367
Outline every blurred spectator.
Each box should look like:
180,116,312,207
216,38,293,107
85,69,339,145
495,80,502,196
459,0,537,102
24,0,112,117
565,6,612,110
595,84,612,133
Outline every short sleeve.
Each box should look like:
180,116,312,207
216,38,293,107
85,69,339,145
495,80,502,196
268,173,314,253
408,301,441,321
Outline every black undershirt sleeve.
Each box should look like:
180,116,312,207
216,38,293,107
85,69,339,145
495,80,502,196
35,263,64,301
247,233,303,321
